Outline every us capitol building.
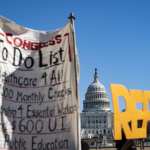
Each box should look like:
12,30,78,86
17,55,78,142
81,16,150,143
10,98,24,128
80,69,113,144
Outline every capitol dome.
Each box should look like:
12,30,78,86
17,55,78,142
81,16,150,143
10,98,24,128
83,68,110,112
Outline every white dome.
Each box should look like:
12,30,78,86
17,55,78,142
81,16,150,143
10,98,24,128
87,80,105,92
83,69,110,112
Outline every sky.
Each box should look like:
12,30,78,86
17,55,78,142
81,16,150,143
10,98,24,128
0,0,150,111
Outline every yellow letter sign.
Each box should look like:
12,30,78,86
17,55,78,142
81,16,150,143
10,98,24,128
111,84,150,140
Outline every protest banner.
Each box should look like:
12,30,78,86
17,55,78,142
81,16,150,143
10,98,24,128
0,16,80,150
111,84,150,140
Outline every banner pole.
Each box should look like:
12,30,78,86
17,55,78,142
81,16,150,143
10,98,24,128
68,13,81,150
68,12,78,98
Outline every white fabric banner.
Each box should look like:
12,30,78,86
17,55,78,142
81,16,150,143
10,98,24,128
0,16,80,150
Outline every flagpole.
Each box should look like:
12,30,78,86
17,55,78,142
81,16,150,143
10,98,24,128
68,13,81,150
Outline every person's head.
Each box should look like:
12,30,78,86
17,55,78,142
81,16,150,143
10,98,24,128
81,140,89,150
